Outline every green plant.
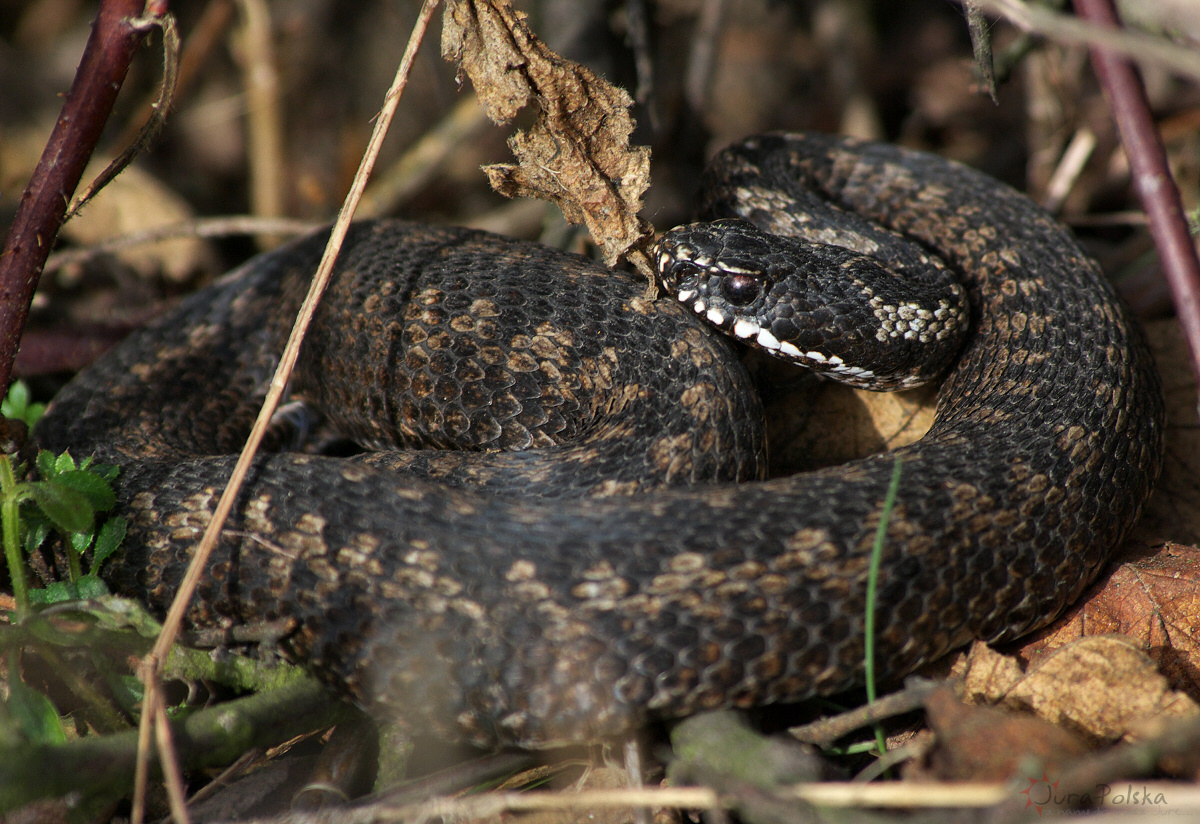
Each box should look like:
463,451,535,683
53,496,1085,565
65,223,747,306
0,382,126,615
0,381,45,428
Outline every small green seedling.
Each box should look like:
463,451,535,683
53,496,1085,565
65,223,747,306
0,381,45,428
1,382,126,615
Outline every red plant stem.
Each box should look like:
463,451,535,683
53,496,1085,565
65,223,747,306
1072,0,1200,391
0,0,154,393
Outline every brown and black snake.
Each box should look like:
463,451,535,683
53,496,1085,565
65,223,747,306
36,133,1165,748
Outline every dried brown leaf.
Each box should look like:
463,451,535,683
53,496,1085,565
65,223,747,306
441,0,653,273
1018,542,1200,701
918,685,1089,781
955,637,1199,748
1003,636,1199,744
62,161,211,282
955,641,1025,704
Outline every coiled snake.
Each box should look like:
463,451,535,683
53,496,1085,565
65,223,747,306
37,133,1164,748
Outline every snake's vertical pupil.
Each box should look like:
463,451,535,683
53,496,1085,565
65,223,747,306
724,274,762,305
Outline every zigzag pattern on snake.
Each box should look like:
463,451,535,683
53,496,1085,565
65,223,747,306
36,133,1164,748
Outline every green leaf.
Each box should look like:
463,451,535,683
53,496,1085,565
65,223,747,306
53,451,77,476
6,675,66,744
52,470,116,512
113,674,145,708
34,450,57,480
90,462,120,483
70,529,95,557
28,581,79,605
1,381,45,428
21,518,49,556
28,482,94,535
1,381,28,416
91,517,126,568
75,575,110,599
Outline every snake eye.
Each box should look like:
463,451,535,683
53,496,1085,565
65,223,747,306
723,274,763,306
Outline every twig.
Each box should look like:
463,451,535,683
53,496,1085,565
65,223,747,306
1071,0,1200,399
684,0,729,116
233,0,286,249
0,678,345,812
974,0,1200,80
0,0,158,393
42,215,323,272
130,0,443,818
962,1,998,102
66,11,179,224
154,698,191,824
788,678,942,746
357,95,491,218
115,0,236,150
1041,127,1097,214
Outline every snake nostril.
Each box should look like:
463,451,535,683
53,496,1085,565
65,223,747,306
723,274,762,306
665,260,706,288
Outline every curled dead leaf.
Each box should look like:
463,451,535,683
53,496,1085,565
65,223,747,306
441,0,653,275
960,637,1198,745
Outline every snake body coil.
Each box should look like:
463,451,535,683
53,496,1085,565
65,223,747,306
37,134,1164,747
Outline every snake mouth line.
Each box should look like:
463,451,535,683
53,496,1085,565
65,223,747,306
675,286,880,383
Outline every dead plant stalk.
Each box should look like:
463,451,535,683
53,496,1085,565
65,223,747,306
128,1,444,821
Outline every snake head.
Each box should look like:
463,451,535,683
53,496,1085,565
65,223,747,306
655,218,821,363
654,218,969,389
657,219,796,347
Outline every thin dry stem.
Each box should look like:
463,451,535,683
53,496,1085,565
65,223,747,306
130,673,162,824
155,698,192,824
43,215,322,272
234,0,286,248
975,0,1200,80
1041,128,1096,213
130,0,443,815
115,0,236,149
234,781,1025,823
1071,0,1200,400
0,0,154,392
358,94,491,218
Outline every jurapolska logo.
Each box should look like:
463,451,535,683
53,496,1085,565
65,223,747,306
1019,773,1170,815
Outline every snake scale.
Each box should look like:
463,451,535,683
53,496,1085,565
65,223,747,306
37,133,1164,748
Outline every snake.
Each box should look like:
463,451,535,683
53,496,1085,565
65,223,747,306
36,133,1164,748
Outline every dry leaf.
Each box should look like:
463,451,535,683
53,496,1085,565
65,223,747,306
1002,636,1199,744
62,161,211,283
441,0,653,272
955,641,1026,704
917,685,1089,781
955,638,1198,746
764,379,937,475
1017,542,1200,701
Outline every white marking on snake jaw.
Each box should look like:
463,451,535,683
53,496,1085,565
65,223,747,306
693,299,706,314
779,341,802,358
756,329,781,350
678,289,696,303
805,350,827,363
706,307,726,326
732,319,758,339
